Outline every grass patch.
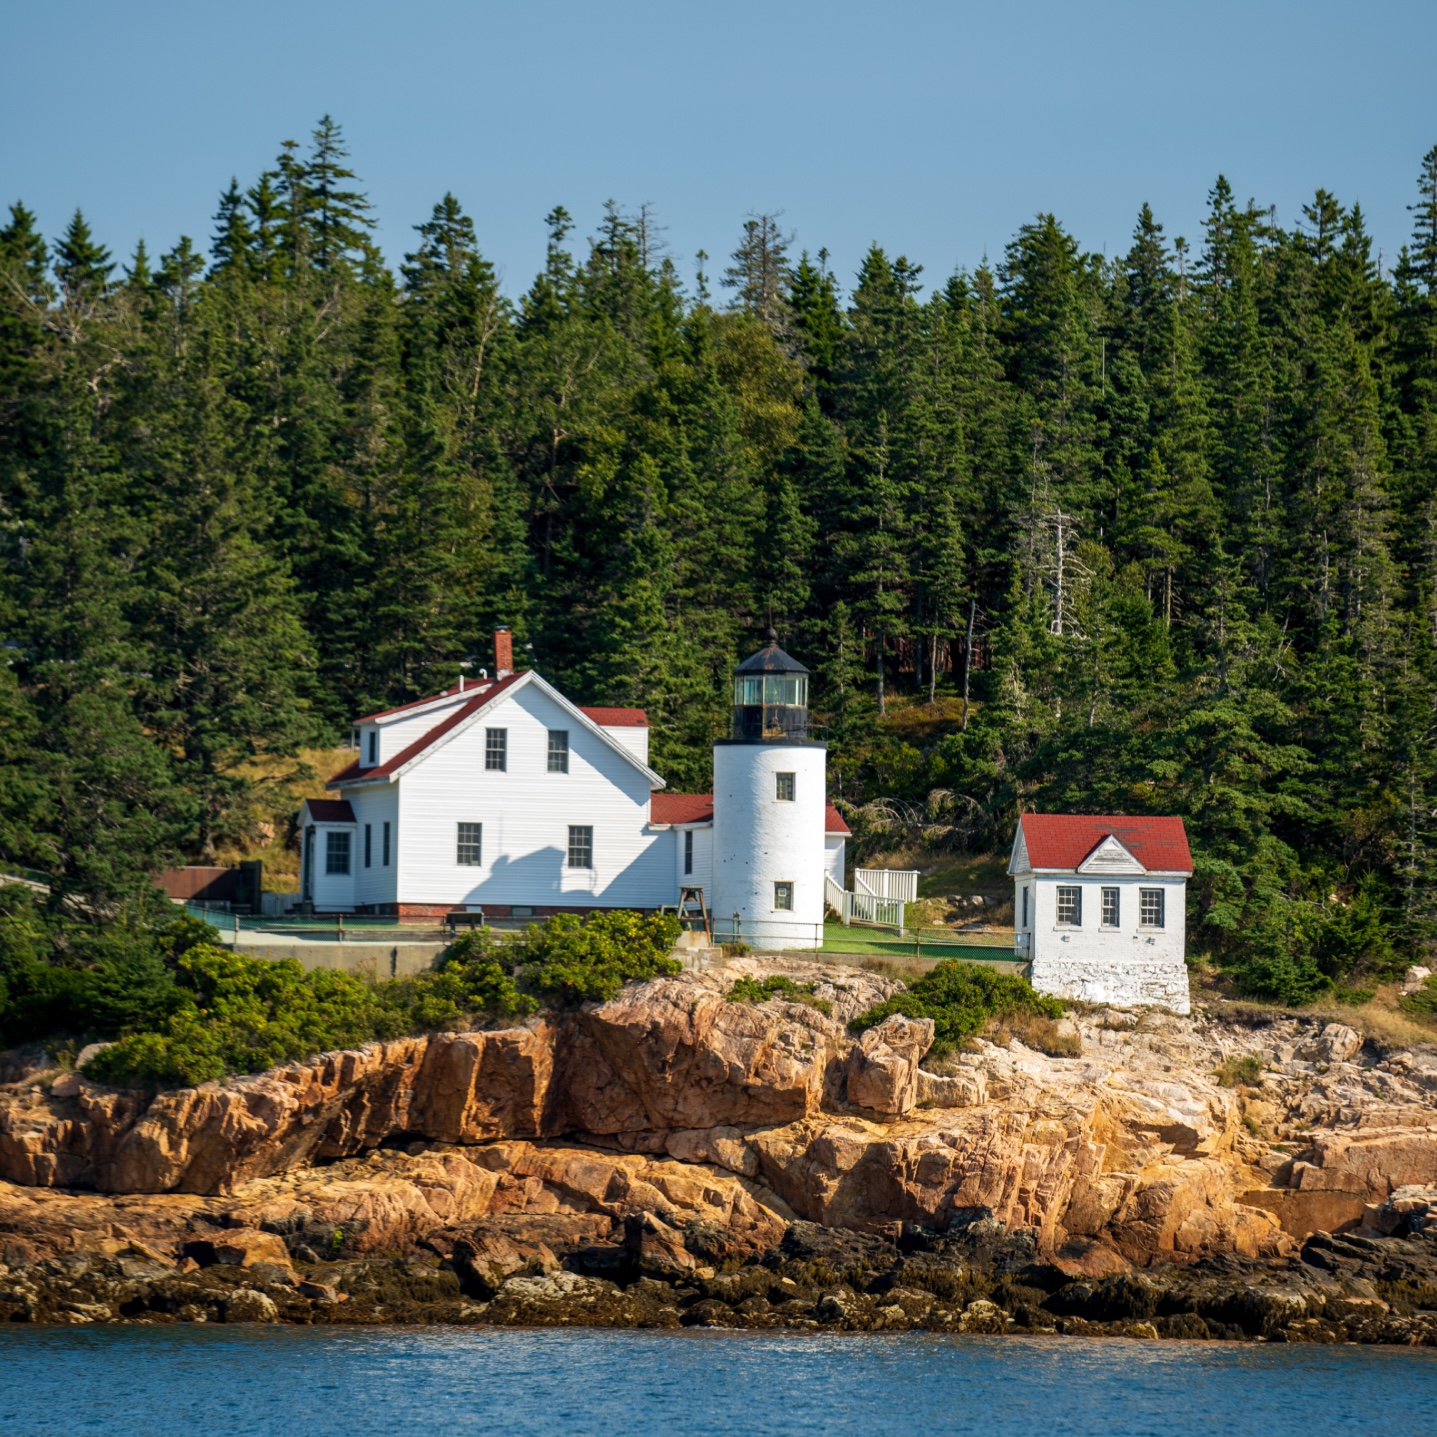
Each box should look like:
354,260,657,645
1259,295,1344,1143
984,1009,1081,1057
1215,1054,1264,1088
849,959,1064,1060
726,974,833,1015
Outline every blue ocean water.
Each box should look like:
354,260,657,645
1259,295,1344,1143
1,1327,1433,1437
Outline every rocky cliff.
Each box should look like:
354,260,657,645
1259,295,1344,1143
2,956,1435,1338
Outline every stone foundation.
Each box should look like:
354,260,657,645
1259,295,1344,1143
1029,954,1191,1013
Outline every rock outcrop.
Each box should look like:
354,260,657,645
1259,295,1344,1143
2,957,1436,1337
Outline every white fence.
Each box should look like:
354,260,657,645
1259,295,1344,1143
843,891,905,929
855,868,919,903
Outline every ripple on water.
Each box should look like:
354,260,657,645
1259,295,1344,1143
0,1327,1434,1437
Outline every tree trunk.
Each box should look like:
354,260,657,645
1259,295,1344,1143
961,599,976,731
876,629,886,716
929,631,938,705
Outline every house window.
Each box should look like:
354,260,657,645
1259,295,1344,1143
548,730,569,774
485,728,507,771
684,829,693,875
457,822,483,866
774,881,794,911
325,831,351,875
366,730,377,766
382,821,391,866
364,824,372,868
775,771,795,802
1021,886,1029,929
1140,888,1165,929
568,825,593,869
1101,887,1120,927
1056,885,1082,926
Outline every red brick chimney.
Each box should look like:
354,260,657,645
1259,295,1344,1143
494,626,513,679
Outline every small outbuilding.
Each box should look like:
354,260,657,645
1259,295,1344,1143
1009,814,1193,1014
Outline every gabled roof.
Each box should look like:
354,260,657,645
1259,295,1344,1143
356,681,493,725
301,798,356,823
1015,814,1191,874
580,707,647,727
329,671,664,791
648,792,851,835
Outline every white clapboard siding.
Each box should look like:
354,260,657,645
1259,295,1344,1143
394,682,670,907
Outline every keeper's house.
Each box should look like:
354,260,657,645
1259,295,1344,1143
1009,814,1193,1013
296,628,849,938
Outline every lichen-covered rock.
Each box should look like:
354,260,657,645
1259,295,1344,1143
224,1287,279,1322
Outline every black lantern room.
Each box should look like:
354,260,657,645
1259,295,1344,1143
731,630,809,740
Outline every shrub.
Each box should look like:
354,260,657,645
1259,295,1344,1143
519,910,681,1004
849,960,1063,1060
1399,974,1437,1017
81,909,684,1086
986,1010,1081,1057
1215,1054,1264,1088
727,974,833,1015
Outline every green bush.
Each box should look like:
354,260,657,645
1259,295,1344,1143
849,960,1064,1060
65,908,684,1087
1399,974,1437,1017
726,974,833,1015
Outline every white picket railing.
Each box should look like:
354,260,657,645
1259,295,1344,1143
824,874,846,914
855,868,919,903
843,890,905,931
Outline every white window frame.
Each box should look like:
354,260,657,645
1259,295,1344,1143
1056,885,1082,927
1101,886,1120,928
1140,887,1165,929
547,729,569,774
568,825,593,869
366,730,377,766
456,822,483,866
485,728,507,772
775,771,795,802
325,830,351,875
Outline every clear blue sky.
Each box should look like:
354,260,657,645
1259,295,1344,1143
4,1,1436,298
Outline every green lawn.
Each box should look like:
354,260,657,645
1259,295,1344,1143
815,920,1016,963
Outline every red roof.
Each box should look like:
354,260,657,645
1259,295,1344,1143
649,793,850,835
303,798,356,823
356,680,502,725
580,706,647,727
331,672,525,786
651,792,714,825
1017,814,1191,873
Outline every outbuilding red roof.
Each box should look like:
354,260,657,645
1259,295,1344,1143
580,707,648,727
649,793,851,835
1017,814,1191,873
302,798,356,823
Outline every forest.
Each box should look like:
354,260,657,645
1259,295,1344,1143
2,117,1436,1005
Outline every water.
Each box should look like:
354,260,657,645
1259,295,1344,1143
1,1327,1432,1436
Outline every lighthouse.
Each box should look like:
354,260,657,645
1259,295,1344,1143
712,631,828,949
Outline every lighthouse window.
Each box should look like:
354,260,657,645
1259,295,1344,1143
775,772,795,801
773,881,794,911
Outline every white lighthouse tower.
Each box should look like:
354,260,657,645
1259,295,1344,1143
712,632,828,950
